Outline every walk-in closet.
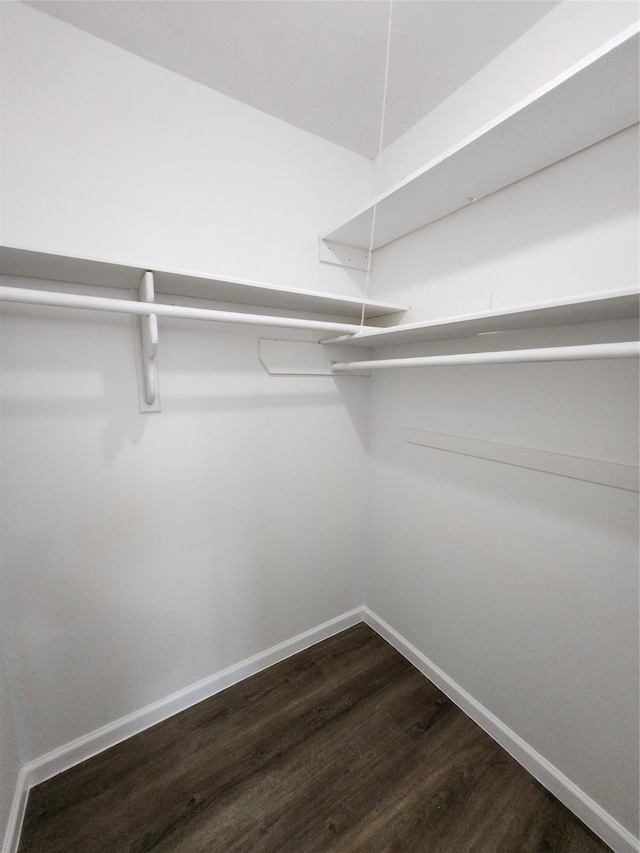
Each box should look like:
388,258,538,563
1,2,638,851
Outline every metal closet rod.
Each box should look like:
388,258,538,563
0,285,364,335
331,341,640,371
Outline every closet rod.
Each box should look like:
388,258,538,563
0,286,363,335
331,341,640,371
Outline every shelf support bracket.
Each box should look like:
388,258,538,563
258,340,370,376
319,239,371,272
135,271,161,412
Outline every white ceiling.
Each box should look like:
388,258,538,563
28,0,559,159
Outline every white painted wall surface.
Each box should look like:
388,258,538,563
375,0,640,194
0,283,369,763
0,0,369,788
0,2,371,296
1,0,638,848
366,131,640,834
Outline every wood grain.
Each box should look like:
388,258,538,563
18,624,611,852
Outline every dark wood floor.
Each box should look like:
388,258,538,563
19,624,611,852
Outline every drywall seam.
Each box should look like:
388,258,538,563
362,607,639,853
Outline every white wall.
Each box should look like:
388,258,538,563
0,289,369,764
0,0,370,799
0,2,371,295
1,1,638,849
366,128,639,835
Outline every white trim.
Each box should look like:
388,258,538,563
2,607,363,853
25,607,364,789
362,606,639,853
2,767,29,853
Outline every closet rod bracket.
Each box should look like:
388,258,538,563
137,270,161,412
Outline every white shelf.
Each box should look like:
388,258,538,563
324,289,640,348
0,246,408,322
323,28,639,251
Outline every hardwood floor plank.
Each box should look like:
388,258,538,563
18,624,612,852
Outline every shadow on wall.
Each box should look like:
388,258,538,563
0,302,373,456
0,310,370,760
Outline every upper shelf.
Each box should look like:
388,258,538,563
324,28,640,252
0,246,408,322
323,288,640,348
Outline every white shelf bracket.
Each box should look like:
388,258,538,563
136,271,161,412
319,239,371,272
258,340,370,376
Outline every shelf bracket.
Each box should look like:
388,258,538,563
319,239,371,272
258,340,370,376
135,271,161,412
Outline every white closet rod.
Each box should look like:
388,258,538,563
0,285,363,335
331,341,640,371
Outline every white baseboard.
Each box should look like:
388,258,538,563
4,605,637,853
2,607,364,853
2,767,29,853
362,606,639,853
